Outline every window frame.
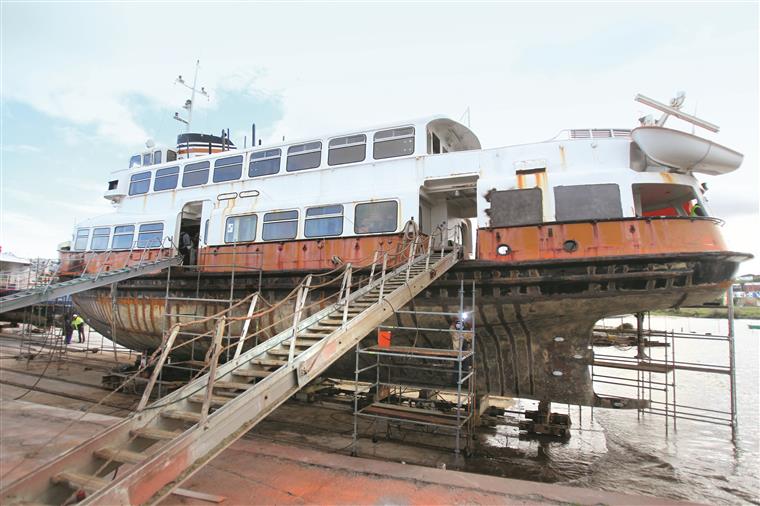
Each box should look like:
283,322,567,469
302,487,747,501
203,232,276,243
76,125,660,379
249,148,282,178
90,227,111,251
111,225,135,250
129,155,142,168
213,154,244,183
304,204,344,238
262,210,299,241
353,200,399,235
74,228,90,251
128,171,152,196
136,223,164,248
328,134,366,166
224,214,258,243
182,160,210,188
373,127,415,160
286,141,322,172
153,166,179,191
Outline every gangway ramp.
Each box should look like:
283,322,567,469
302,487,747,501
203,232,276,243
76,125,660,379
0,255,183,314
0,243,460,505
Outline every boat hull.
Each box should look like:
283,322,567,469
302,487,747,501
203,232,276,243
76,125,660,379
70,250,743,407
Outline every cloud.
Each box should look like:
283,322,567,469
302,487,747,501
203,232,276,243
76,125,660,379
1,144,40,153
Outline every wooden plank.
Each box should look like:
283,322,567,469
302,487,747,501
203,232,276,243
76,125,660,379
173,488,226,503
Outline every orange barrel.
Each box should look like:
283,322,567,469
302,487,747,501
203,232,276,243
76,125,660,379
377,329,391,348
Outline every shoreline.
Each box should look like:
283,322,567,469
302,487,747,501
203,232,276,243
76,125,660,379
651,307,760,320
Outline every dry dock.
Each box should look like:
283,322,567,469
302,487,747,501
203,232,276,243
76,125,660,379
0,336,691,506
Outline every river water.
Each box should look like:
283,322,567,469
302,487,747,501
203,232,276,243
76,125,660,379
474,316,759,504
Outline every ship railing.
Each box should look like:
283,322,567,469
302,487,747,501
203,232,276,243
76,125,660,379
138,221,462,409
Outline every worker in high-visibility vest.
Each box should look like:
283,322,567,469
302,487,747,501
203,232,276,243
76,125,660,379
72,314,86,344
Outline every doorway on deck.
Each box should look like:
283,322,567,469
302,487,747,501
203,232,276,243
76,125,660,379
178,201,203,266
420,174,478,259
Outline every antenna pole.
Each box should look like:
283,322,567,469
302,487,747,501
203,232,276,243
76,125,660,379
174,60,209,132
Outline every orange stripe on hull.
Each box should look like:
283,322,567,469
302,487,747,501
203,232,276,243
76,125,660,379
477,218,728,263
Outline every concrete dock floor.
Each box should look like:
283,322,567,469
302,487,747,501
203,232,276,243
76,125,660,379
0,335,692,505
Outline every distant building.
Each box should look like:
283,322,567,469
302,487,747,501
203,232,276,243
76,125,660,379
732,275,760,306
0,251,32,292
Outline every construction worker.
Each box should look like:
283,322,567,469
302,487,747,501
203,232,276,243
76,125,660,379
72,313,85,343
63,313,74,345
450,317,471,352
689,202,704,217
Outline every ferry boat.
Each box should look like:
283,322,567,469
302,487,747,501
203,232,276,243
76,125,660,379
57,92,750,408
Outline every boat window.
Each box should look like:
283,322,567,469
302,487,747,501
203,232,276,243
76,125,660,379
354,201,398,234
137,223,163,248
112,225,135,250
143,153,152,166
373,127,415,160
91,227,111,251
213,155,244,183
286,142,322,172
249,149,281,177
153,150,162,165
129,155,142,168
225,214,258,243
632,183,705,217
328,135,366,166
203,219,209,244
74,228,90,251
488,189,543,227
262,210,299,240
128,171,152,196
554,184,623,221
154,166,179,191
305,204,344,238
167,150,177,162
182,160,210,187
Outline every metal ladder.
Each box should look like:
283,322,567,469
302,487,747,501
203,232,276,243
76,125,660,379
0,246,460,505
0,255,183,314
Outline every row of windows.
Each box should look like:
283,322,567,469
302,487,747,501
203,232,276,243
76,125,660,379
224,201,398,243
129,149,177,169
73,223,164,251
127,127,415,196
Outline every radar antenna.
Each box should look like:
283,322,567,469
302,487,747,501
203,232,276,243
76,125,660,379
173,60,209,132
635,92,719,133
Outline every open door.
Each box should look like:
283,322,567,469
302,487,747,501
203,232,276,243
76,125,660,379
420,174,478,259
178,201,203,266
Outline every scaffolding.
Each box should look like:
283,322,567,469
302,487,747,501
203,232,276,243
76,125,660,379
591,286,739,439
352,280,476,458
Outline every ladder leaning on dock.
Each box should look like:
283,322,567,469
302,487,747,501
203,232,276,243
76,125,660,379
0,234,461,505
0,255,183,314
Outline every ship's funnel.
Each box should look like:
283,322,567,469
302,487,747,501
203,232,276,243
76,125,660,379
177,133,236,159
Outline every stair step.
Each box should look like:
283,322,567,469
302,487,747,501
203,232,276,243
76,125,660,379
251,358,286,367
53,471,109,492
161,409,202,423
94,447,146,465
130,427,179,441
231,368,271,378
266,347,290,357
189,394,230,407
297,332,329,338
214,380,254,390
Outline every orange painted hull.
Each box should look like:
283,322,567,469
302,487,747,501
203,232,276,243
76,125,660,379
477,217,727,263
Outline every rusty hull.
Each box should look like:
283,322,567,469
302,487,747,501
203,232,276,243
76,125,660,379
64,218,749,406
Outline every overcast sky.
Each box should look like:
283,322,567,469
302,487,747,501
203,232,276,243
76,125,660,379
1,2,758,273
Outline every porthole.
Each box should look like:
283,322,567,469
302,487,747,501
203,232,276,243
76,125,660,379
563,240,578,253
496,244,511,256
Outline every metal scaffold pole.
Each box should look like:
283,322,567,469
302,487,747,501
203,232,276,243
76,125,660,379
727,285,738,441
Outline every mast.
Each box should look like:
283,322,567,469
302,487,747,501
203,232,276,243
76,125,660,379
174,60,209,132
